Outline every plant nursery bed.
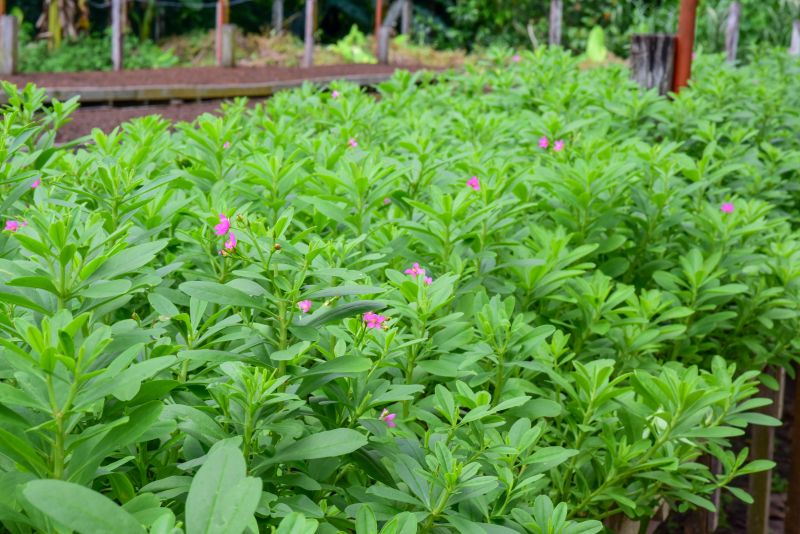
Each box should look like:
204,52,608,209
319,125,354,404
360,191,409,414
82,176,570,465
2,50,800,534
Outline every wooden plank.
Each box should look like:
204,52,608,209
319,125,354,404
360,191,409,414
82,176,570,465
746,367,785,534
302,0,314,67
0,15,17,75
630,34,675,96
111,0,123,71
725,1,740,63
549,0,562,46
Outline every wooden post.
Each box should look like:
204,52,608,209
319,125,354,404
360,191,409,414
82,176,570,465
0,0,5,15
401,0,412,35
630,34,675,95
549,0,562,46
672,0,698,93
215,0,230,66
746,367,785,534
302,0,314,67
377,26,390,64
786,370,800,534
725,1,741,64
111,0,123,71
790,20,800,56
0,15,17,75
219,24,235,67
272,0,284,34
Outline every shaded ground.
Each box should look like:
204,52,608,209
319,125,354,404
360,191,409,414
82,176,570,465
56,99,244,142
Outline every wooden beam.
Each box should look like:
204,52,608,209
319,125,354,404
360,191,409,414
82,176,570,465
672,0,698,93
111,0,123,71
302,0,315,67
549,0,562,46
2,72,421,105
725,1,741,64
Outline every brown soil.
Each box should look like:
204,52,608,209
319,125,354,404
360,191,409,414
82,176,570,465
3,63,428,89
56,99,248,143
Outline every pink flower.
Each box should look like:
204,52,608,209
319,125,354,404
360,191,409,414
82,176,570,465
383,198,391,205
4,220,26,232
224,231,237,251
223,141,231,149
364,312,387,329
214,214,231,236
404,262,425,276
721,202,734,213
467,176,480,191
512,54,521,63
405,263,433,285
331,90,340,99
348,138,358,148
379,408,397,428
553,140,565,152
298,300,312,314
538,137,549,149
31,177,41,188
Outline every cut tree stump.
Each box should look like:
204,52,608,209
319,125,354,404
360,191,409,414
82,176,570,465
630,34,675,95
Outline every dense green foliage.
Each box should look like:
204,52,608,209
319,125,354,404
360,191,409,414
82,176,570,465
1,48,799,532
9,0,800,64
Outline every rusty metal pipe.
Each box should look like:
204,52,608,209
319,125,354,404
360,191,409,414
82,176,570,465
672,0,698,93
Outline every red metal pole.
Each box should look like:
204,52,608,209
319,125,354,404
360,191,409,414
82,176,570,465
672,0,698,93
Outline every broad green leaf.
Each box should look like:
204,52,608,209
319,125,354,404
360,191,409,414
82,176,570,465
23,480,145,534
179,281,263,310
185,439,262,534
267,429,368,465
